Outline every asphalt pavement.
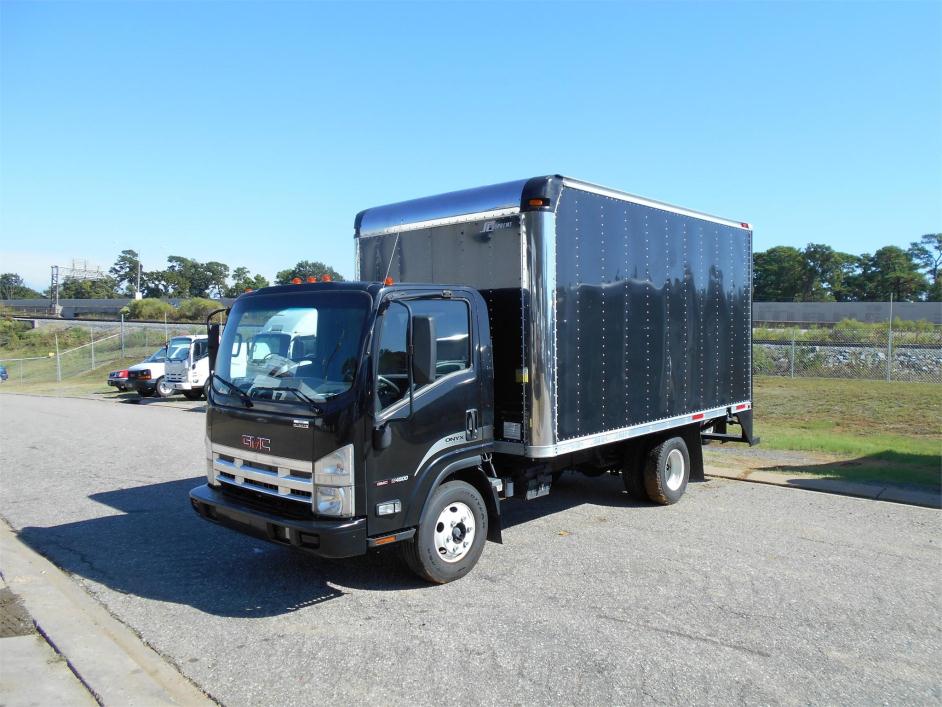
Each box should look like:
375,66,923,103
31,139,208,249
0,394,940,705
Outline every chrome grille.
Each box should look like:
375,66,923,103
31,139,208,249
210,443,313,504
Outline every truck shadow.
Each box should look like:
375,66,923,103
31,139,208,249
16,473,661,618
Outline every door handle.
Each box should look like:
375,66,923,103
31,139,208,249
465,409,478,440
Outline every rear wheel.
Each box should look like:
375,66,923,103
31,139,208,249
642,436,690,505
183,388,203,401
402,480,488,584
154,377,174,398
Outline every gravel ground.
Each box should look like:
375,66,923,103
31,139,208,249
1,395,940,705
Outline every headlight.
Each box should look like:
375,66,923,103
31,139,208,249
313,445,354,516
314,444,354,486
316,486,353,517
205,435,217,486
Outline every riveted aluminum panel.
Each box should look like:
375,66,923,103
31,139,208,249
357,216,524,290
553,187,752,442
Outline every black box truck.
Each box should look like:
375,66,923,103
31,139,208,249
190,175,757,583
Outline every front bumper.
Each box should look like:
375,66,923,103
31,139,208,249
189,484,367,559
107,379,129,389
170,380,195,391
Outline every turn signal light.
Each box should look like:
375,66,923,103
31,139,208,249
291,277,302,284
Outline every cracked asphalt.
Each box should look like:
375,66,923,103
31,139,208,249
1,394,940,705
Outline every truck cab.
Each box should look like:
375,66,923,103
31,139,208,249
190,281,495,583
165,334,210,400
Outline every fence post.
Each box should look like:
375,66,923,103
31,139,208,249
790,332,796,378
90,326,95,370
164,313,169,341
19,359,23,382
55,332,61,383
121,313,126,358
886,322,893,383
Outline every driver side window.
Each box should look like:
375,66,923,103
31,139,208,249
376,306,408,410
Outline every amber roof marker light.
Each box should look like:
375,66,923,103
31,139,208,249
291,277,302,284
384,277,394,286
321,274,332,282
306,276,318,283
528,197,551,208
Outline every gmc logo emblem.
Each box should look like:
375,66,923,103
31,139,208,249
241,435,271,452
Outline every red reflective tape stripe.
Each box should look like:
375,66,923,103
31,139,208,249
692,413,705,420
736,403,748,411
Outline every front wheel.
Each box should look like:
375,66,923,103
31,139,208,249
402,480,488,584
154,377,174,398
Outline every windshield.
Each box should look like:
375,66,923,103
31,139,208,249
213,291,370,406
167,338,192,362
146,347,168,363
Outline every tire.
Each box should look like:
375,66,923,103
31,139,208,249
183,389,203,401
136,387,153,398
402,480,488,584
154,377,173,398
642,436,690,505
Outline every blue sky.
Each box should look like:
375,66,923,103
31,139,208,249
1,1,940,289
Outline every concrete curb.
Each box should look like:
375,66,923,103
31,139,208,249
0,520,215,706
705,465,941,509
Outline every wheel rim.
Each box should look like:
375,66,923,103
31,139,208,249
432,502,476,563
158,380,172,396
665,448,685,491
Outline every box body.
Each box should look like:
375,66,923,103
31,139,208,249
356,176,752,458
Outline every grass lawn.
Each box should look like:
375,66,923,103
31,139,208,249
723,376,942,491
0,357,142,398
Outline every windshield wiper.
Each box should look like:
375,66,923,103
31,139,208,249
249,386,322,414
212,374,253,408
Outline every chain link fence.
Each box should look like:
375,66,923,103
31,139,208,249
753,327,942,384
2,321,940,386
0,322,203,385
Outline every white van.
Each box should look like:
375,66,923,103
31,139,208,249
164,335,210,400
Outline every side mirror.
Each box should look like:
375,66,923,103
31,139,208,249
412,315,437,386
208,323,220,372
373,424,392,450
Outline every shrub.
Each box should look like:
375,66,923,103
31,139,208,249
127,298,174,321
173,298,221,323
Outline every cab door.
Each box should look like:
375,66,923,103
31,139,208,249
365,295,482,535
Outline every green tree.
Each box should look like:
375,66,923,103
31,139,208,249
753,246,804,301
49,276,120,299
226,266,270,296
275,260,343,285
800,244,859,302
108,249,144,296
908,233,942,301
155,256,230,297
848,246,928,301
0,273,41,299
